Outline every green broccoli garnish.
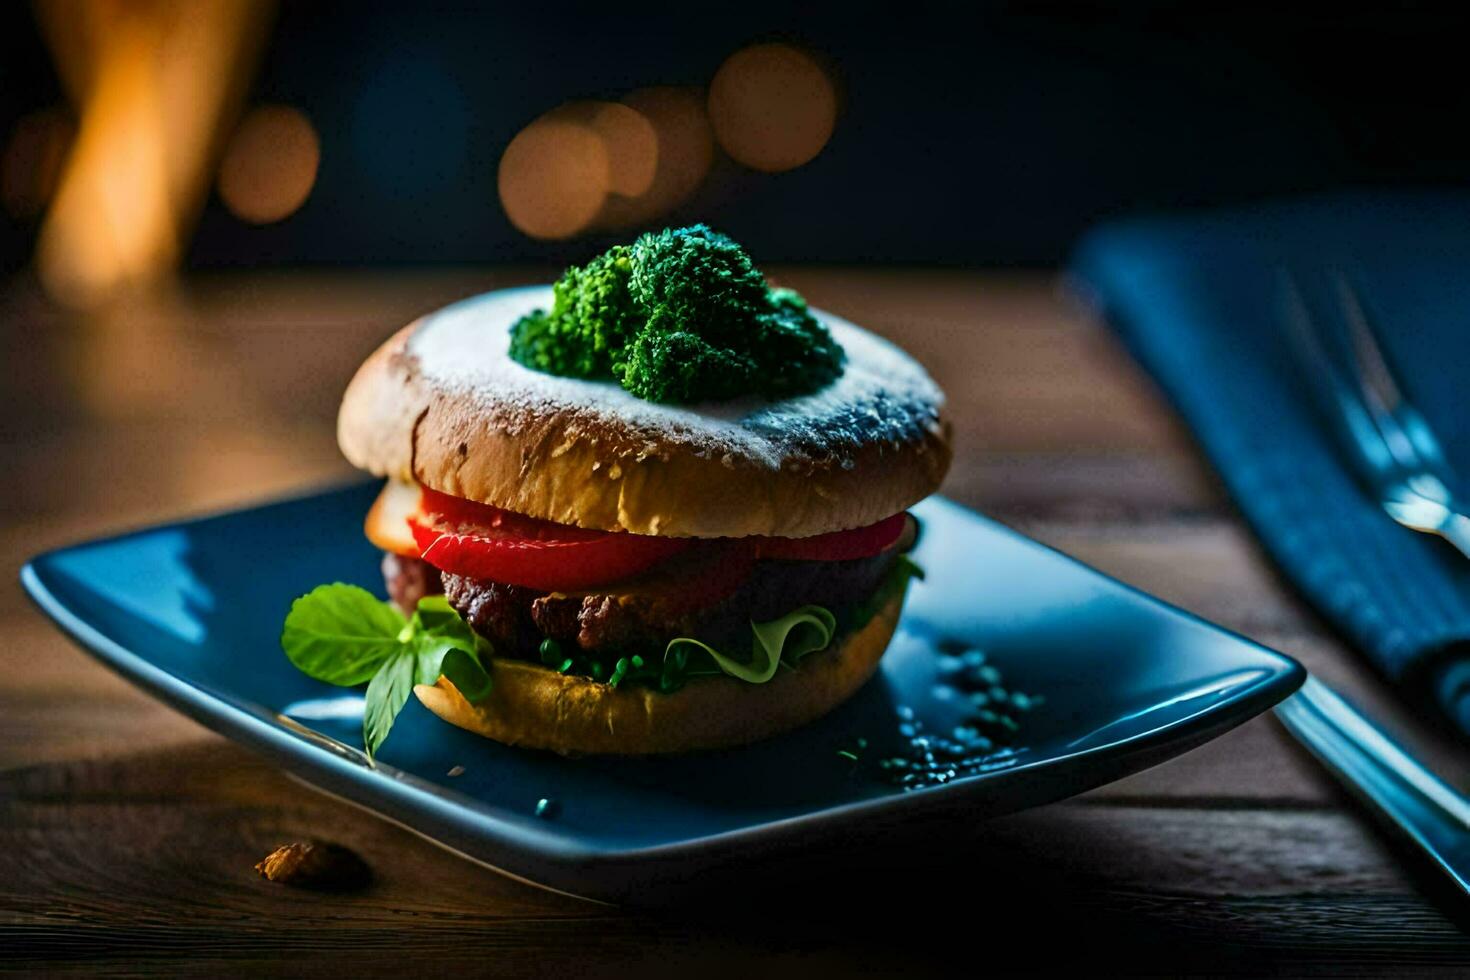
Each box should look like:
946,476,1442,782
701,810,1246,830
508,225,844,404
507,245,638,378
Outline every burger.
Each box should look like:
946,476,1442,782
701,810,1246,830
286,225,951,756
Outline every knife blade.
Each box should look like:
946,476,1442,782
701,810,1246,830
1275,676,1470,898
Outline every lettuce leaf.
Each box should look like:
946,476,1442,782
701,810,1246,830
659,555,924,687
665,605,836,684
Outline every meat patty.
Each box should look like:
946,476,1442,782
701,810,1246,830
383,552,442,611
386,549,897,659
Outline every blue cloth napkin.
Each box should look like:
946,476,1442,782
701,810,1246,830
1069,191,1470,728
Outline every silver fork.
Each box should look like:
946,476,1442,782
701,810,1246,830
1279,269,1470,560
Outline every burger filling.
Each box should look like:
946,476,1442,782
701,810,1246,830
386,549,896,659
369,481,920,692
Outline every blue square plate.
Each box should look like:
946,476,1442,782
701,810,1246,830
22,484,1303,903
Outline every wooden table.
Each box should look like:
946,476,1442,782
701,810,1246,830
4,269,1468,974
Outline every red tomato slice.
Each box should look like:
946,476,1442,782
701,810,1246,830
756,512,909,562
406,486,908,590
410,489,690,590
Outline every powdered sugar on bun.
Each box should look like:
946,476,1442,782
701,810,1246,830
406,286,944,472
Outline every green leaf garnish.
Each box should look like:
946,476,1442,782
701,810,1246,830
363,649,416,758
418,640,493,702
281,585,492,760
410,594,469,636
282,583,408,685
665,605,837,684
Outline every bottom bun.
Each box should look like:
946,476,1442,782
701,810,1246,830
413,593,902,755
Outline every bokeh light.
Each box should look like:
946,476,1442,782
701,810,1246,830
497,116,609,240
33,0,272,307
573,101,657,199
217,104,321,224
36,15,180,308
1,108,74,220
600,86,713,229
708,43,837,173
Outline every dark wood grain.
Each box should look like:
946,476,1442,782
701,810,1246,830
3,269,1468,975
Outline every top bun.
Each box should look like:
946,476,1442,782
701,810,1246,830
338,286,951,539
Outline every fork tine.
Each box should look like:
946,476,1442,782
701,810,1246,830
1284,268,1470,554
1331,271,1420,471
1278,267,1399,477
1279,269,1331,372
1333,273,1406,414
1332,272,1454,480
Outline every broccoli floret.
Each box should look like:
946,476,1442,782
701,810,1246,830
509,246,638,378
622,329,759,403
508,225,845,404
751,287,846,398
626,225,771,344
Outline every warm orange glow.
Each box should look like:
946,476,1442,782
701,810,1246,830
217,104,320,224
497,117,610,240
708,43,836,173
1,108,74,220
601,86,713,229
537,100,663,233
36,13,178,307
32,0,273,307
571,102,657,199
